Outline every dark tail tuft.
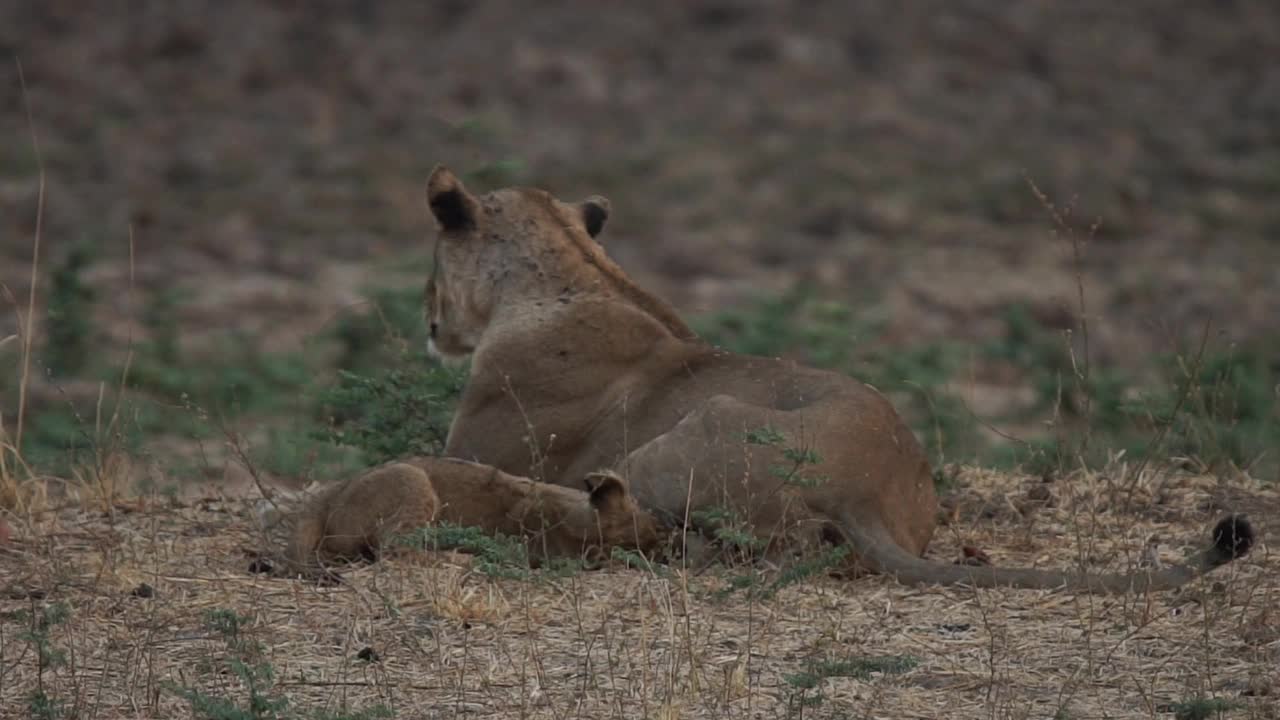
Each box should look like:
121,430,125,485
1209,514,1254,565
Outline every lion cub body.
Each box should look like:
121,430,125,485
282,457,661,570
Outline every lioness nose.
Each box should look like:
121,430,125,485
429,322,439,338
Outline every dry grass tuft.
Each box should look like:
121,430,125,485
0,465,1274,718
0,419,45,515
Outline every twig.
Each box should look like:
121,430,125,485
15,58,45,455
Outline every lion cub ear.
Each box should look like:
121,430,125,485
427,165,480,232
584,470,627,511
577,195,610,239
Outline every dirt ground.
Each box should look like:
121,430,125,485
3,1,1279,365
2,466,1276,719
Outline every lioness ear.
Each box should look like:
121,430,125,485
585,471,626,511
578,195,610,239
427,165,480,232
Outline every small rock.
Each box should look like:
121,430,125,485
957,546,992,566
1026,484,1053,503
1243,674,1272,697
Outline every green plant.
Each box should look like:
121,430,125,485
127,334,312,416
318,361,463,464
465,157,527,188
142,286,186,366
170,606,394,720
1166,696,1238,720
16,602,71,720
309,708,393,720
1161,347,1280,474
397,523,534,580
783,671,821,690
169,609,289,720
43,242,96,377
744,424,829,488
330,286,428,372
251,426,362,481
693,288,863,367
610,546,673,579
28,690,60,720
784,654,918,712
810,654,918,679
766,545,851,596
690,505,767,556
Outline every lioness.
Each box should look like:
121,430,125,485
270,458,663,571
422,166,1252,592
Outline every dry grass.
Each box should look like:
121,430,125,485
1,465,1274,719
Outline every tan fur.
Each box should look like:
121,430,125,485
422,166,1252,592
281,458,662,571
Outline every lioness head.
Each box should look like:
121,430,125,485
423,165,610,362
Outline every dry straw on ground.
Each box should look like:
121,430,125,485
1,465,1276,719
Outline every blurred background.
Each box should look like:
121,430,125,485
1,1,1278,494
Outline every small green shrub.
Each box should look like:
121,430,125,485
330,286,428,372
317,361,463,464
810,654,918,679
27,690,60,720
397,523,533,579
251,426,362,481
16,602,71,720
142,286,186,367
1166,696,1238,720
783,671,820,690
783,654,916,713
19,602,70,671
465,157,527,188
766,545,851,596
700,290,1280,479
168,609,289,720
745,425,828,488
169,607,393,720
690,505,766,555
44,242,96,377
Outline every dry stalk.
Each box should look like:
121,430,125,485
14,59,44,455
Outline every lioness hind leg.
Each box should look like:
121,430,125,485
622,394,817,550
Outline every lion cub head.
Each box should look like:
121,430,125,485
575,469,665,562
422,165,610,363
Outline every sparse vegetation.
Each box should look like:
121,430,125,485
317,363,462,465
700,292,1280,483
4,218,1274,719
784,654,919,710
1167,696,1240,720
164,609,394,720
14,602,70,720
397,522,534,580
42,243,95,378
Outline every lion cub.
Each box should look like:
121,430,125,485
272,457,663,572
